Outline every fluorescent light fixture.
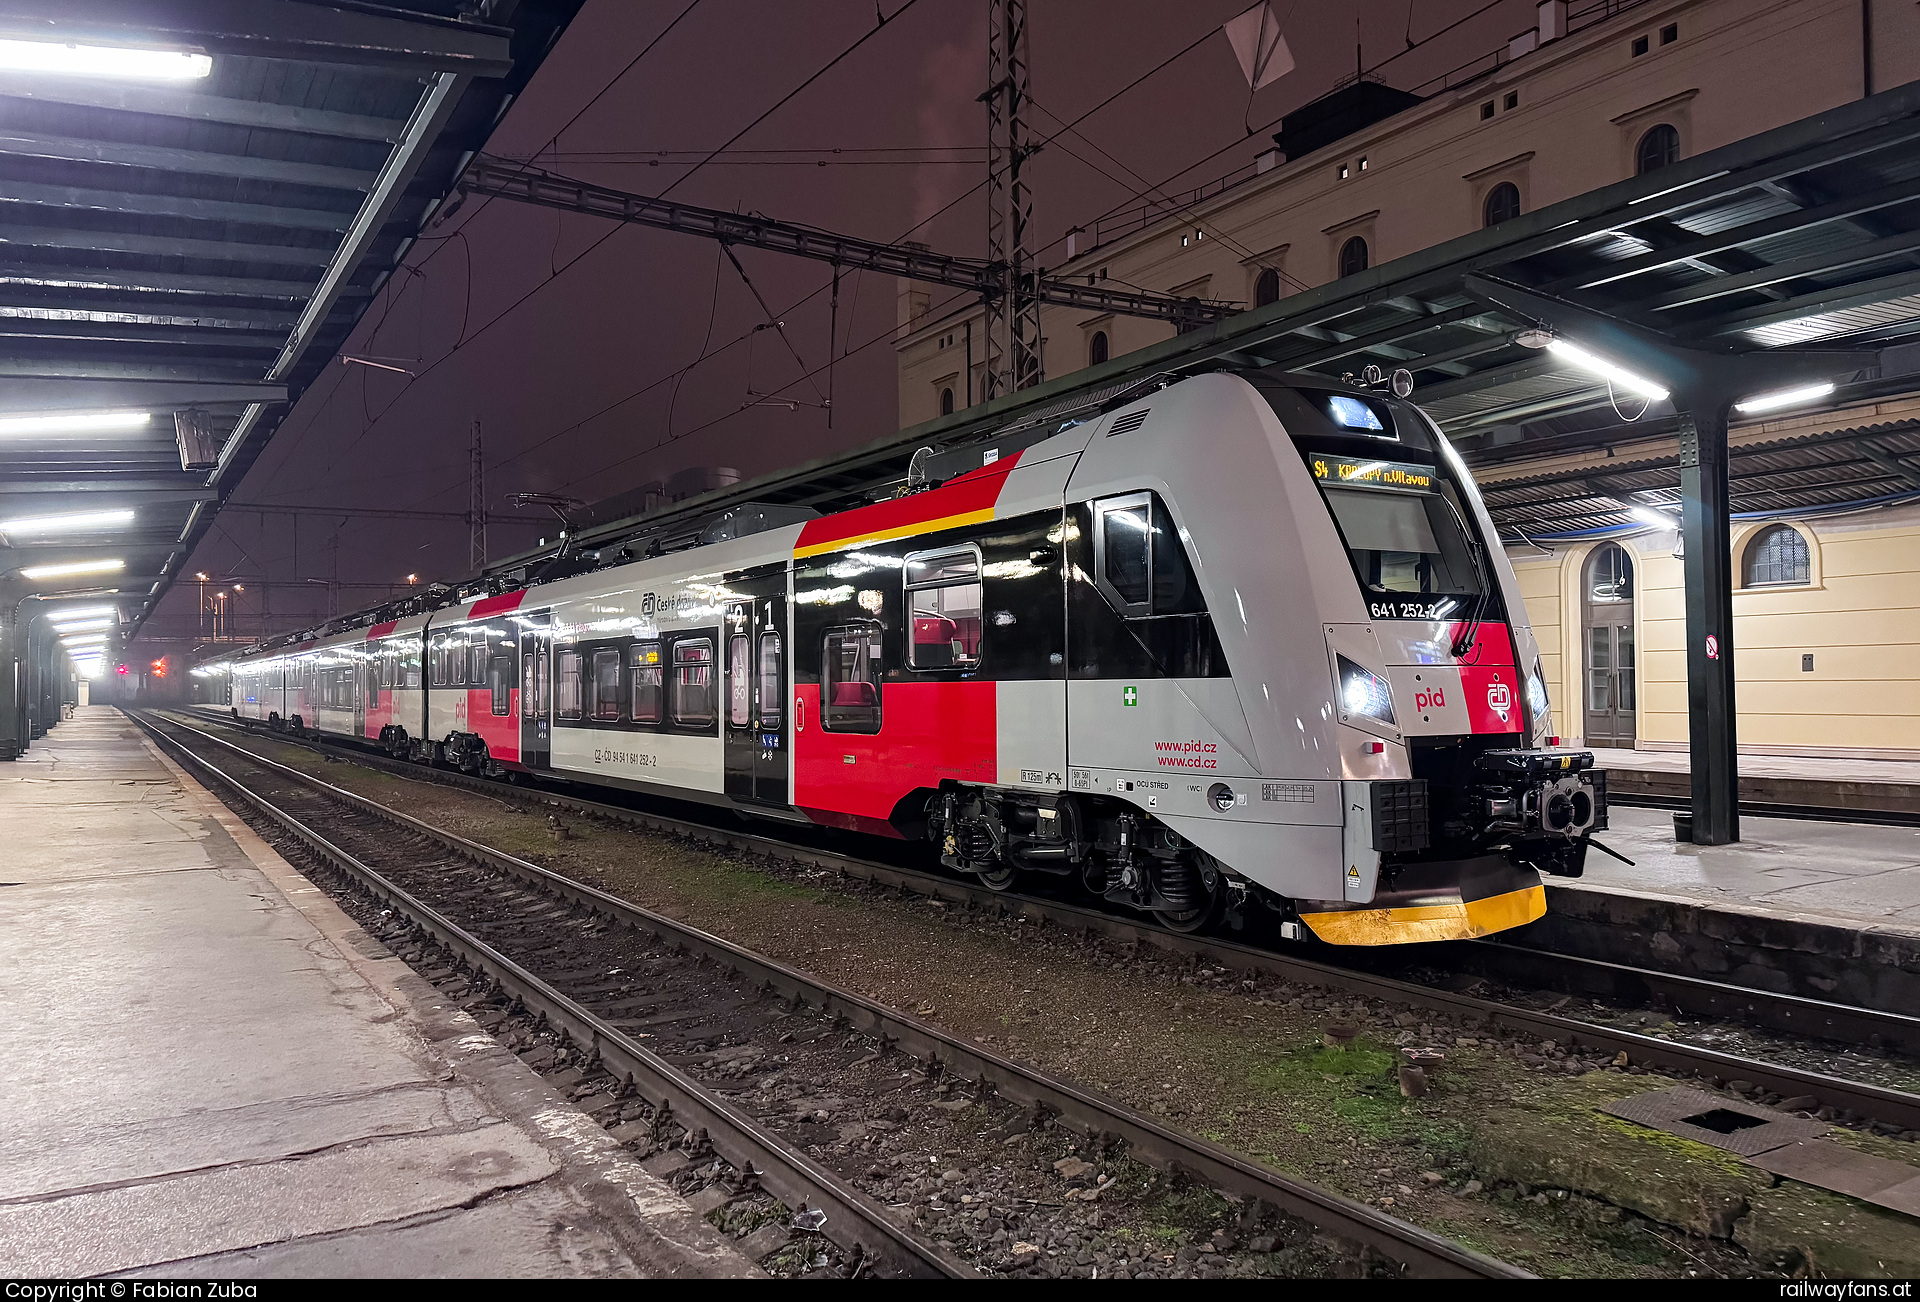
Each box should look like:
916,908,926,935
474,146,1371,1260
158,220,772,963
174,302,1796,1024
0,410,150,437
50,618,113,633
44,604,118,620
1734,381,1835,415
1546,340,1670,401
0,508,134,533
0,38,210,80
21,558,125,580
1630,506,1677,530
61,634,107,647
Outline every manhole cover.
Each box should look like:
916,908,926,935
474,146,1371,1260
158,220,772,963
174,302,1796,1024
1601,1086,1827,1156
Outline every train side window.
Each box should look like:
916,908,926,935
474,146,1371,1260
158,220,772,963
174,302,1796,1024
489,654,513,716
469,637,487,687
822,623,883,733
757,630,782,730
521,654,538,719
905,545,983,670
1093,491,1204,618
670,638,716,727
728,633,751,727
589,648,623,721
1094,494,1152,614
557,650,583,720
404,641,421,689
629,641,662,723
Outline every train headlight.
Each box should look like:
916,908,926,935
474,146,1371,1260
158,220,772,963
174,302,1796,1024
1337,655,1396,726
1526,660,1549,717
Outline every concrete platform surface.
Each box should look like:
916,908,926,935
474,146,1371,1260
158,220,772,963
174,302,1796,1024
1575,804,1920,936
0,708,754,1279
1589,748,1920,787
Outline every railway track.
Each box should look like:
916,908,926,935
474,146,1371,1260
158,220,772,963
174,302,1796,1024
134,708,1528,1281
153,710,1920,1134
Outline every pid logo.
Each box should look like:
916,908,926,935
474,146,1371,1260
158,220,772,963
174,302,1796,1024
1487,679,1513,722
1414,686,1447,713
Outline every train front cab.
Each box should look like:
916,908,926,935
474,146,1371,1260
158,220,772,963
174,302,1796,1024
1046,372,1604,944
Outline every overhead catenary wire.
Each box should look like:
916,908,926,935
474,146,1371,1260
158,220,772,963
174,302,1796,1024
316,0,931,479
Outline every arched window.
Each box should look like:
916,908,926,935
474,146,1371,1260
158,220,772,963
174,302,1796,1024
1483,181,1521,227
1254,267,1281,307
1636,123,1679,175
1338,236,1369,277
1588,544,1634,603
1743,524,1810,587
939,387,954,416
1088,330,1109,366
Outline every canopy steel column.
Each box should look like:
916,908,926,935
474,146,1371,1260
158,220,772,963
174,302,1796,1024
0,600,19,759
1676,402,1739,844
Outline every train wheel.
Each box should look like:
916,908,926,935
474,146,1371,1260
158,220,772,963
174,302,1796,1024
1154,858,1225,934
977,862,1019,892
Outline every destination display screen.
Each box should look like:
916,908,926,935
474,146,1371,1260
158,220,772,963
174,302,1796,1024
1309,455,1437,494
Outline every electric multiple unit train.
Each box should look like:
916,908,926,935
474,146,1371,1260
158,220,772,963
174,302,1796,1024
191,371,1606,944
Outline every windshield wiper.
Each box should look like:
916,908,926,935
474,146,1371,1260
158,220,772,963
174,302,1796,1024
1442,493,1492,658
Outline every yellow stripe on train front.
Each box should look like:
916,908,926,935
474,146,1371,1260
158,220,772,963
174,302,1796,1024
1297,884,1546,946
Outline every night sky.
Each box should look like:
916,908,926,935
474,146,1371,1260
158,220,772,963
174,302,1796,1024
142,0,1537,649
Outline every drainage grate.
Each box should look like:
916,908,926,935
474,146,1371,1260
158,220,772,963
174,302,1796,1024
1602,1087,1827,1157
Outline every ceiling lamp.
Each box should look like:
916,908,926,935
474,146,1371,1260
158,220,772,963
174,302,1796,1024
0,37,210,80
1734,382,1835,415
21,559,125,580
50,618,113,633
0,508,134,533
1545,339,1670,402
0,410,150,437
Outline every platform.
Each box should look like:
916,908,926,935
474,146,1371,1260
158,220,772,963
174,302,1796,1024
1590,747,1920,821
1573,803,1920,935
0,707,753,1279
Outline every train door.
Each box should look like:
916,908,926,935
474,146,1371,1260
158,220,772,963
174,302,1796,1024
1582,543,1636,747
722,569,788,807
519,611,551,770
355,654,369,738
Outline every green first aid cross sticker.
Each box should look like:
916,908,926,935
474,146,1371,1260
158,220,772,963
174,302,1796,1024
1123,685,1138,707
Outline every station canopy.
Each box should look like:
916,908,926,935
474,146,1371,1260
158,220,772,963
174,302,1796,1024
0,0,581,632
534,78,1920,569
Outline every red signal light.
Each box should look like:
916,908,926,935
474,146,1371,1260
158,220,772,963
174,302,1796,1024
150,658,167,678
116,664,129,675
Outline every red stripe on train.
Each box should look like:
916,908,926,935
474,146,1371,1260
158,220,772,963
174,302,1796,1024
793,452,1021,554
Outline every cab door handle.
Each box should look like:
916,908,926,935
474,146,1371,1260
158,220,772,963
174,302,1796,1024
795,695,805,732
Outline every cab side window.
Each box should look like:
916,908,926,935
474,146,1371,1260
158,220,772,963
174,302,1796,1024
1092,492,1203,618
822,622,883,733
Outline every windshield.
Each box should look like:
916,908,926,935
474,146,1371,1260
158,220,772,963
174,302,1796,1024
1322,484,1482,596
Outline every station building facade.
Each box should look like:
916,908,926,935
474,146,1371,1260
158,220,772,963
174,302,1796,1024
895,0,1920,760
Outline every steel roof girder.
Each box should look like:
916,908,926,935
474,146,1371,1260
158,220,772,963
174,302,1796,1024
0,129,375,192
0,223,337,268
1684,264,1920,338
0,265,329,300
0,179,354,232
1638,226,1920,313
1549,175,1920,298
0,354,269,381
0,0,514,77
0,377,284,412
0,77,403,143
